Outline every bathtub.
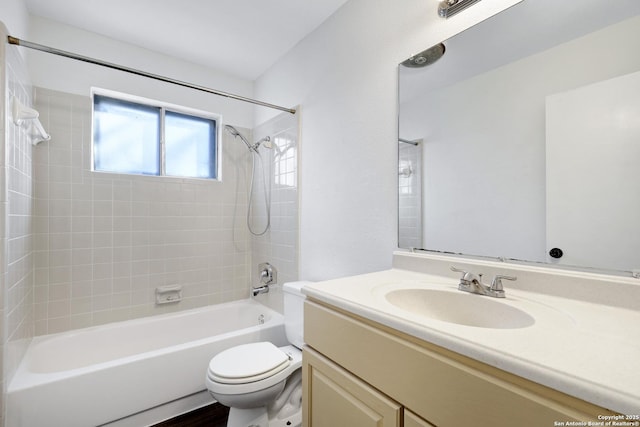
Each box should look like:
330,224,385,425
7,299,287,427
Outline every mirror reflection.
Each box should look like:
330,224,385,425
398,0,640,274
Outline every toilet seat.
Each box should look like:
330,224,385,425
208,342,290,384
206,344,302,396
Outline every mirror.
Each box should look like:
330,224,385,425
398,0,640,275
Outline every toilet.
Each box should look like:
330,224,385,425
206,281,308,427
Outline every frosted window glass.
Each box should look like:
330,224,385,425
92,92,218,180
165,111,217,179
94,95,160,175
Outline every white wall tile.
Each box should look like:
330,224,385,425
30,87,254,333
250,112,300,312
2,42,35,391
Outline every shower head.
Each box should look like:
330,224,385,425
225,125,273,152
401,43,446,68
224,125,253,151
255,136,273,150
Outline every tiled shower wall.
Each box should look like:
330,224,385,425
398,140,422,249
251,111,299,312
0,35,299,427
1,41,35,422
32,87,254,334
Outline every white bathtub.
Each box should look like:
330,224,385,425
7,299,287,427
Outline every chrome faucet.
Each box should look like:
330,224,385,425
252,285,270,296
450,266,516,298
252,262,277,296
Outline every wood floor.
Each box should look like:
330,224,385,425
153,403,229,427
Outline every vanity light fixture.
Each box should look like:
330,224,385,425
438,0,482,18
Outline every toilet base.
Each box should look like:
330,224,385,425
225,407,301,427
227,406,269,427
268,411,301,427
223,369,302,427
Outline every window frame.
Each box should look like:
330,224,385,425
91,88,222,181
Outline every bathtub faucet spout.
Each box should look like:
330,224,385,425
252,285,270,296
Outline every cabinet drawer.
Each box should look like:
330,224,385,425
304,300,613,427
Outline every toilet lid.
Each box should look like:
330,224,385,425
208,342,290,384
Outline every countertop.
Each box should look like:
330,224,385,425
302,268,640,415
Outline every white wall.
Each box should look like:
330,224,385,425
0,0,29,38
254,0,522,281
546,70,640,272
27,16,255,128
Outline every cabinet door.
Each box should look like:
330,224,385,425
405,410,436,427
303,347,401,427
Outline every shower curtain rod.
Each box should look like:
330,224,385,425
7,36,296,115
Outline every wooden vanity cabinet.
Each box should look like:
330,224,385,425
303,347,402,427
302,300,615,427
303,347,433,427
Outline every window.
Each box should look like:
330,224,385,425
92,91,219,179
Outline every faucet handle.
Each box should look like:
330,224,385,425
450,265,467,275
490,274,517,291
450,266,480,283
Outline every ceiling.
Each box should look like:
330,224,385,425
25,0,349,81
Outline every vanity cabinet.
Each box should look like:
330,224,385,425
302,300,615,427
303,347,402,427
303,347,433,427
405,410,435,427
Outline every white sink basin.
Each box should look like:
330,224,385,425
384,288,535,329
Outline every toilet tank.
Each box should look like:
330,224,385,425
282,281,310,348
